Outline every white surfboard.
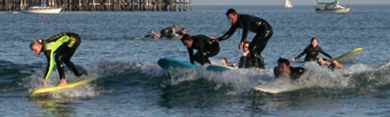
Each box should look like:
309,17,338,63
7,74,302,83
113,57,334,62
253,85,305,94
206,64,236,72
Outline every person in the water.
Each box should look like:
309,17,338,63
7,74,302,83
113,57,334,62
147,24,181,39
290,37,333,62
176,28,187,36
238,41,263,68
30,32,87,87
318,58,343,70
210,8,273,69
181,34,220,65
274,58,305,80
221,57,237,67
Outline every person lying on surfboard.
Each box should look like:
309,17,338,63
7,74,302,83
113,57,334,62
181,34,220,65
146,24,182,39
290,37,333,62
30,32,87,87
209,8,273,69
274,58,305,80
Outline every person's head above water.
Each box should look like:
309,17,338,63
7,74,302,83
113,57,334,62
225,8,239,25
243,41,250,52
277,58,291,76
173,24,179,30
181,34,193,48
30,39,45,55
310,37,318,48
221,57,228,66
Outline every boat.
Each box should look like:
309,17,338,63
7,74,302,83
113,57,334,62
21,0,62,14
284,0,293,8
21,6,62,14
314,0,351,14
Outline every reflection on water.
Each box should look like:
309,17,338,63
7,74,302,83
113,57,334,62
29,96,76,116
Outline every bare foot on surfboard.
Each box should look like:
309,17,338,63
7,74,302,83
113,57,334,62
56,79,67,86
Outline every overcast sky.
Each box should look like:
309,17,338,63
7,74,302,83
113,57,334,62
192,0,390,5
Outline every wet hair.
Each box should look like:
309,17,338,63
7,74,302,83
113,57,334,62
221,57,227,62
30,39,45,47
244,41,250,45
277,57,290,66
181,34,192,41
181,28,187,31
226,8,238,16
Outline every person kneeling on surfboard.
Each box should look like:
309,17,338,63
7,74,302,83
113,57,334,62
290,37,333,62
274,58,305,80
181,34,220,65
30,32,87,87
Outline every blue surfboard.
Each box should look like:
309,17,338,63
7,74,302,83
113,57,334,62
157,57,199,70
206,65,236,72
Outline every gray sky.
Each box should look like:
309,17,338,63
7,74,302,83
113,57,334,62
192,0,390,5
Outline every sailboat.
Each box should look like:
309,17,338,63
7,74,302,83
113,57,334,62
284,0,294,8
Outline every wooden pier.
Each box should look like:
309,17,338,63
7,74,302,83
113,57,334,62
1,0,192,11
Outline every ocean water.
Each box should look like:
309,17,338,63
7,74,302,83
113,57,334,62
1,5,390,116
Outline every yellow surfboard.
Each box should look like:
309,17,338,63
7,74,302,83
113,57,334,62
28,75,99,96
327,48,363,62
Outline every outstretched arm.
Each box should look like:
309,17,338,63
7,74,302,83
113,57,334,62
291,49,306,61
217,24,238,41
319,47,333,59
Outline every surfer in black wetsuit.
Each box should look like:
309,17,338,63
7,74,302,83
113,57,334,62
210,8,273,69
30,32,87,87
181,34,220,65
290,37,333,62
238,41,255,68
274,58,305,80
147,24,181,39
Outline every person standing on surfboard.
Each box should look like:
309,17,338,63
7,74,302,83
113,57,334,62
290,37,333,62
181,34,220,65
30,32,87,87
209,8,273,69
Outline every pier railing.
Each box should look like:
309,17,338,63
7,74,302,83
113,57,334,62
1,0,192,11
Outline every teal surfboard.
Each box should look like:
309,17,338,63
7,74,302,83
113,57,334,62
206,65,236,72
327,48,363,62
157,57,199,70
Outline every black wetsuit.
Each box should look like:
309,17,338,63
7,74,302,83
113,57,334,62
294,46,333,62
273,66,305,80
238,55,253,68
187,35,220,65
176,31,185,36
43,32,83,80
161,27,179,38
218,14,273,68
